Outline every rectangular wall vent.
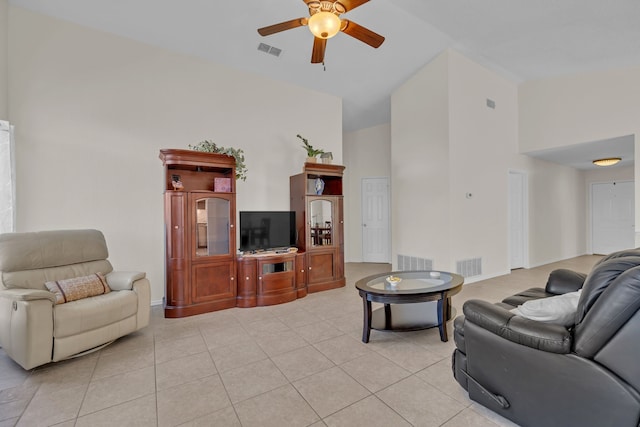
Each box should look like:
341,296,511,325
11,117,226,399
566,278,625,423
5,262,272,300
257,43,282,57
456,257,482,278
397,254,433,271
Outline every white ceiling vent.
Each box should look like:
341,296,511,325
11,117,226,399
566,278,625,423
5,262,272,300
257,43,282,57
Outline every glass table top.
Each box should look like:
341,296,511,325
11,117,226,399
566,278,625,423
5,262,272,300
356,271,463,295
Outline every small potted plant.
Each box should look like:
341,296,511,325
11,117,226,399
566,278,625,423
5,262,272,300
188,140,248,181
297,134,324,163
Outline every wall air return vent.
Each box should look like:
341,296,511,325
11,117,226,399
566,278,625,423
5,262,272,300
397,254,433,271
456,257,482,278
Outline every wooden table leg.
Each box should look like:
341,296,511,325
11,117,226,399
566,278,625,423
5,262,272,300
437,298,448,342
362,297,372,343
384,304,392,329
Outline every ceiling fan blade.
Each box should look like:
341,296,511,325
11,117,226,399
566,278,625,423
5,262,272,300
339,0,370,12
341,20,385,48
311,37,327,63
258,18,307,36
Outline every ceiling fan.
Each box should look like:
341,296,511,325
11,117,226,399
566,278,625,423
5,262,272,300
257,0,385,64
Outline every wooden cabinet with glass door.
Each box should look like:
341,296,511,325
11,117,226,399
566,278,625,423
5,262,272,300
160,149,237,318
290,163,346,293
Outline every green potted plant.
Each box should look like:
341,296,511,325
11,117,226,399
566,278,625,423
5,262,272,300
188,140,248,181
297,134,324,163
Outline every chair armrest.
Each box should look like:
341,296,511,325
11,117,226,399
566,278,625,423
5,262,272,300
106,271,146,291
0,288,57,303
463,300,572,354
545,269,586,295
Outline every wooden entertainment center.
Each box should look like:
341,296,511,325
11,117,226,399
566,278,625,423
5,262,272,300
160,150,344,317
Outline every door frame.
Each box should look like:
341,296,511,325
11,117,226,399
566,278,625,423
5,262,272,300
508,170,529,269
361,176,391,263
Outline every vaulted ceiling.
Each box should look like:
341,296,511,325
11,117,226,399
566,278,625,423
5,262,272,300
10,0,640,167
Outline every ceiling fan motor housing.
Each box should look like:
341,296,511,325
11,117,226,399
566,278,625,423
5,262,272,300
308,1,346,16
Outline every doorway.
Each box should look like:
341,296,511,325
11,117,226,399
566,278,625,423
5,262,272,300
508,171,528,269
361,177,390,263
591,181,634,255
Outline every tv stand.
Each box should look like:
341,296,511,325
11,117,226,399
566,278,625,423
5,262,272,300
236,251,307,307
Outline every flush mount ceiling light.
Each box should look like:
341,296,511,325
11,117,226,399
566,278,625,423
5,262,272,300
593,157,622,167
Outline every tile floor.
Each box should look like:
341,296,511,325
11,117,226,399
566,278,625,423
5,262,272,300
0,255,602,427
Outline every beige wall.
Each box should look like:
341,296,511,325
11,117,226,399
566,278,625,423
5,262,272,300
343,123,391,262
8,7,342,303
0,0,7,119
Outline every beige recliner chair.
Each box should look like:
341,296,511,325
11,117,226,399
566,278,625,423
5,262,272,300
0,229,150,369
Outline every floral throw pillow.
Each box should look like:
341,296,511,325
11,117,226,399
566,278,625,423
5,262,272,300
45,273,111,304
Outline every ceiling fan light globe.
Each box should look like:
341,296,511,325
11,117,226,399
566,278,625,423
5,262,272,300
308,12,341,39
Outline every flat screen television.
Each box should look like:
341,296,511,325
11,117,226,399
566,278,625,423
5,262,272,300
239,211,296,252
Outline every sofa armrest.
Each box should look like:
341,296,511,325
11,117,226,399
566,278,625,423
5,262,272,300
545,269,586,295
106,271,146,291
0,290,54,369
463,300,572,354
0,288,57,304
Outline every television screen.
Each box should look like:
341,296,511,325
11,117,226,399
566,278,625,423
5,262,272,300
239,211,296,252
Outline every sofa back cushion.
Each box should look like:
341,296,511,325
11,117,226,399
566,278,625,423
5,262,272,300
573,257,640,358
0,229,113,291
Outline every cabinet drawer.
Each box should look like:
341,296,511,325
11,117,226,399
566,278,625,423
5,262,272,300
259,271,295,294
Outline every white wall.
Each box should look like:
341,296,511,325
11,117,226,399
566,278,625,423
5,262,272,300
391,51,452,269
343,123,391,262
392,49,589,280
447,51,518,277
519,68,640,246
8,7,342,303
0,0,7,119
519,67,640,152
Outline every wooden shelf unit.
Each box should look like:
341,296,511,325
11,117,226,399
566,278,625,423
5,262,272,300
160,149,237,318
290,163,346,293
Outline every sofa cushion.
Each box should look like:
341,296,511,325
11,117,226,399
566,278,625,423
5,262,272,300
501,287,551,307
45,273,111,304
53,290,138,338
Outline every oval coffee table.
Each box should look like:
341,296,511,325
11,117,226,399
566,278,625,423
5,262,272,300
356,271,464,343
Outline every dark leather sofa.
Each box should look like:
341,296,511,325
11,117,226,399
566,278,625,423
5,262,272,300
452,249,640,427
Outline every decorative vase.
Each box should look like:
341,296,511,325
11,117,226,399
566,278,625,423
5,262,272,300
315,178,325,195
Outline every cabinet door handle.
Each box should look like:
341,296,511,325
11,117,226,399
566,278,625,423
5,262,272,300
246,276,249,280
231,277,234,281
259,276,262,280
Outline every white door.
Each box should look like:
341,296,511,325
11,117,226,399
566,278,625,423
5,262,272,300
362,177,390,263
508,171,527,269
592,181,634,255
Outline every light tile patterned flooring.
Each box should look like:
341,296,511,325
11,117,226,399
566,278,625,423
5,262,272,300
0,256,602,427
